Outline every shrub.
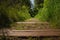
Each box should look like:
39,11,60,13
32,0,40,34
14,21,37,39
35,0,60,28
0,0,31,22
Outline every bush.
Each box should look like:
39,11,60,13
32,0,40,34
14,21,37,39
0,0,31,22
35,0,60,28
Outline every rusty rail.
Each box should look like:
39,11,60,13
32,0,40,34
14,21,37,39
0,29,60,37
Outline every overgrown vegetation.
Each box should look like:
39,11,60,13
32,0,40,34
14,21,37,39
0,0,60,30
35,0,44,9
0,0,60,29
35,0,60,28
0,0,31,22
0,0,31,40
0,0,60,40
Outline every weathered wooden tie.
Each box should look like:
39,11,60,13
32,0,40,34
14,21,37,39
0,29,60,37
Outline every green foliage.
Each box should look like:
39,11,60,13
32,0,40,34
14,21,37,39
29,8,38,17
36,0,60,28
35,0,44,9
17,5,31,21
0,0,31,22
0,0,31,28
31,0,44,17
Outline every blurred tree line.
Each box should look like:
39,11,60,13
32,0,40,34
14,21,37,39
0,0,60,28
0,0,60,40
29,0,44,17
35,0,44,9
0,0,31,39
0,0,44,28
0,0,32,28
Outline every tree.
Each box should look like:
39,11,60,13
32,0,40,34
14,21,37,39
35,0,44,9
0,0,31,22
0,8,13,40
0,0,31,39
29,0,44,17
36,0,60,28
